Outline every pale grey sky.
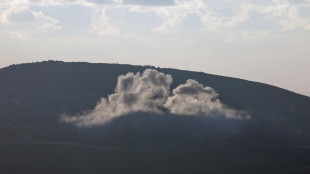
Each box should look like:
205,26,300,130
1,0,310,96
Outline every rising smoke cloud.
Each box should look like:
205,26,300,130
61,69,249,127
165,79,247,119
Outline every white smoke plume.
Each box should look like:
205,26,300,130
165,79,248,119
61,69,249,127
62,69,173,127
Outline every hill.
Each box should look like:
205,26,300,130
0,61,309,126
0,60,310,174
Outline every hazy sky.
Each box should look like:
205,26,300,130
0,0,310,96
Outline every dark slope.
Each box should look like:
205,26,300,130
0,60,309,139
1,61,310,174
0,61,309,121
